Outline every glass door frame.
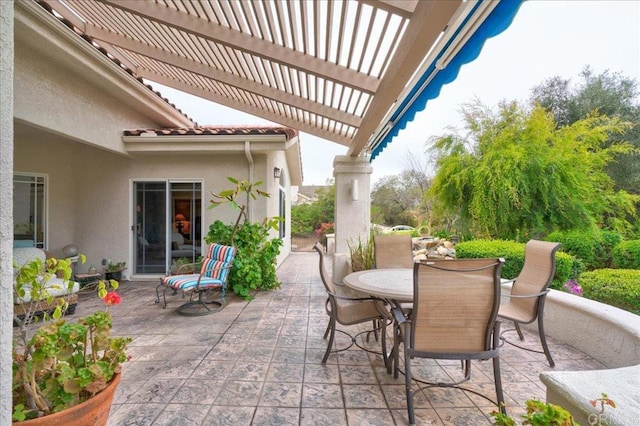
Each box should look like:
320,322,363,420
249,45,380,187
130,178,204,278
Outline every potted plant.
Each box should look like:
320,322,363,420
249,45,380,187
103,260,126,281
12,255,131,424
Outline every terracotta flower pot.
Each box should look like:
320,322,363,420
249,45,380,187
15,373,120,425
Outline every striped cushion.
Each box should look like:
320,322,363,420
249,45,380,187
161,243,236,292
163,274,225,291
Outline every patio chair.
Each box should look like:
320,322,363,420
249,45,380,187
374,234,414,269
313,243,390,364
393,258,505,426
156,243,236,316
498,239,562,367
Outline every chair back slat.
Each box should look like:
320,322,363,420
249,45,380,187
374,234,414,269
510,240,561,314
412,258,504,353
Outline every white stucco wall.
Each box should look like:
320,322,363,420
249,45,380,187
14,26,162,154
0,2,14,423
14,137,290,276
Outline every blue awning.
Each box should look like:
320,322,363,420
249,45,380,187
369,0,524,161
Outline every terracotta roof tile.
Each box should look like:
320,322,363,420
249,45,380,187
123,126,298,140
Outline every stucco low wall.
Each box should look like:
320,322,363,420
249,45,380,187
502,284,640,368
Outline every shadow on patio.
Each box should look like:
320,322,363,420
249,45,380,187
72,252,605,425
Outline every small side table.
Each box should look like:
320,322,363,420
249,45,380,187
75,272,102,290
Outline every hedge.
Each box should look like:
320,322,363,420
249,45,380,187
612,240,640,269
546,229,622,271
578,269,640,315
455,239,575,289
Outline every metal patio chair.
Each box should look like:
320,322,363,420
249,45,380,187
313,242,389,364
393,258,506,426
498,239,562,367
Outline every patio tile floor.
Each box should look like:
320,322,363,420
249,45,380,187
69,251,607,425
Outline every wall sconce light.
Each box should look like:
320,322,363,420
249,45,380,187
273,167,282,179
351,179,359,201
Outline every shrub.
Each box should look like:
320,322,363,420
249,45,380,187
546,228,622,271
612,240,640,269
578,269,640,314
206,220,282,299
455,239,575,289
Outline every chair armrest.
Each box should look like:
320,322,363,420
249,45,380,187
503,289,549,299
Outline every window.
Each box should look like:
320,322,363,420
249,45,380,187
279,188,286,239
13,174,46,248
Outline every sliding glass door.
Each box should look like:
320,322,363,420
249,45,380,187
133,181,202,275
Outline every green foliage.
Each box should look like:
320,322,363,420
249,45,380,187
546,228,622,271
428,100,638,240
12,258,130,421
490,399,576,426
207,177,283,299
291,185,335,236
578,269,640,314
348,233,375,272
455,239,575,288
206,219,282,299
612,239,640,269
532,67,640,195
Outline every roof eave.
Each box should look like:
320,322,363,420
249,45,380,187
18,0,194,129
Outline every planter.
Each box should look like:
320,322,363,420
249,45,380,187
104,270,123,281
15,373,120,425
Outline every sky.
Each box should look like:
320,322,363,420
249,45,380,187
151,1,640,187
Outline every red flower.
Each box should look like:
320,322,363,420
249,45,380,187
103,291,121,305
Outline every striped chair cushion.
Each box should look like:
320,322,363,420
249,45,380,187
161,243,236,292
163,274,225,292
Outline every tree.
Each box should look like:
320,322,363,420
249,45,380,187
370,152,432,228
291,183,335,235
428,100,638,240
532,67,640,194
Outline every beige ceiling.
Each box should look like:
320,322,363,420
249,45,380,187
42,0,501,157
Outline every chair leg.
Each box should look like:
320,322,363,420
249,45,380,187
538,316,555,367
393,321,402,378
464,360,471,380
322,316,336,364
155,280,168,308
404,348,416,426
493,355,506,415
323,320,331,339
514,321,524,340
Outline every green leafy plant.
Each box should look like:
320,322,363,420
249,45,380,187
490,399,576,425
490,393,617,426
12,256,131,422
348,233,375,272
206,177,283,299
170,256,199,274
104,260,126,272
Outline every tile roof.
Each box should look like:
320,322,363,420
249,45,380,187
123,126,298,140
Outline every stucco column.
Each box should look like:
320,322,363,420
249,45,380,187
0,1,14,423
332,155,372,283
